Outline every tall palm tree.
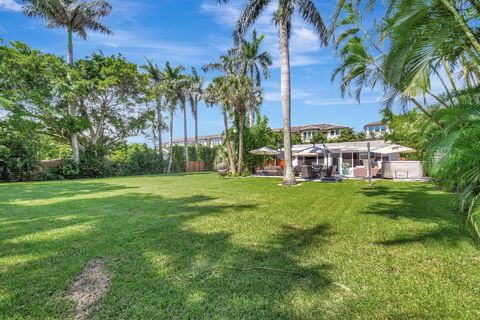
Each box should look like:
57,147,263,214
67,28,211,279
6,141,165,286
162,62,186,173
142,59,165,153
230,30,272,127
204,77,237,174
188,67,204,158
23,0,112,164
178,76,191,171
219,0,328,185
203,55,238,174
205,75,255,173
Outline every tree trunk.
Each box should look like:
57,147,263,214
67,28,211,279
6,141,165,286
279,21,296,185
151,121,157,150
167,110,174,173
249,110,255,128
223,110,237,174
237,110,245,174
156,99,163,152
441,0,480,54
183,100,188,172
67,28,80,164
194,101,199,160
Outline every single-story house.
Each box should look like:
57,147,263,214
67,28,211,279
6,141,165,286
277,140,423,179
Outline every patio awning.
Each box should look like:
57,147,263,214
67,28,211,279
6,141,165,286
294,146,326,157
373,145,415,154
250,147,279,155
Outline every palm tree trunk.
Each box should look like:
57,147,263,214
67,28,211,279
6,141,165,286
223,110,236,174
440,0,480,54
168,110,174,173
237,110,245,173
183,100,188,172
249,110,255,128
156,99,163,152
441,59,459,96
194,104,199,160
279,21,296,185
67,28,80,164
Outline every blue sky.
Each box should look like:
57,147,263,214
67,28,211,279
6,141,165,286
0,0,387,143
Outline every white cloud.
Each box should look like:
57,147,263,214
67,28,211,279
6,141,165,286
200,1,325,68
264,88,317,102
304,97,381,106
291,27,321,52
200,3,241,27
0,0,21,12
85,29,207,62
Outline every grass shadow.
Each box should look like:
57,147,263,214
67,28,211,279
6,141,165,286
359,183,472,246
0,189,333,319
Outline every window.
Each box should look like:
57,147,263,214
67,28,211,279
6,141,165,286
302,130,315,140
211,138,223,146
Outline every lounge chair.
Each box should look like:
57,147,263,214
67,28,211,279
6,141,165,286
261,166,283,176
322,165,338,181
300,165,314,179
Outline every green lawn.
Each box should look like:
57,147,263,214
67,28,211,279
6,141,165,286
0,173,478,319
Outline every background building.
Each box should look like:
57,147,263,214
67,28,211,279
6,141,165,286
364,121,390,138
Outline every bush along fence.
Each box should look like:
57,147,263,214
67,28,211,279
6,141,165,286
0,143,221,182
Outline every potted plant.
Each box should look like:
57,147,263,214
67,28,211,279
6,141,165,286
342,162,351,176
217,163,228,177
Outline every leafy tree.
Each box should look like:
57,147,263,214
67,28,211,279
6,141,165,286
0,114,42,181
0,41,75,147
311,132,328,144
73,52,150,156
383,110,424,159
232,116,279,170
219,0,328,185
23,0,112,163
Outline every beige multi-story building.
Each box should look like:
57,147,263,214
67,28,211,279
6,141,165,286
275,123,350,143
165,134,224,149
364,121,390,138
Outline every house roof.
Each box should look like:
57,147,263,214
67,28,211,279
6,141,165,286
274,123,350,133
364,121,385,128
291,140,404,153
172,133,224,144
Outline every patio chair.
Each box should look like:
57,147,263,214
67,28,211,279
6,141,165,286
294,166,301,176
300,165,314,179
312,165,322,178
321,165,338,181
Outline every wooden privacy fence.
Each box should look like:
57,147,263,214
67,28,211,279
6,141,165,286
186,161,205,172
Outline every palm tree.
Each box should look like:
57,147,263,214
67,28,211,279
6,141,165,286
178,76,191,171
204,77,237,174
162,62,186,173
230,30,272,127
204,75,255,174
23,0,112,164
188,67,204,158
218,0,328,185
142,59,165,153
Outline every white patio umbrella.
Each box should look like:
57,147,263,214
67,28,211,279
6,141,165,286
250,147,280,166
374,144,415,154
294,146,325,165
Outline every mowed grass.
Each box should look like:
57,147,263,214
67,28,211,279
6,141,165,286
0,173,479,319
